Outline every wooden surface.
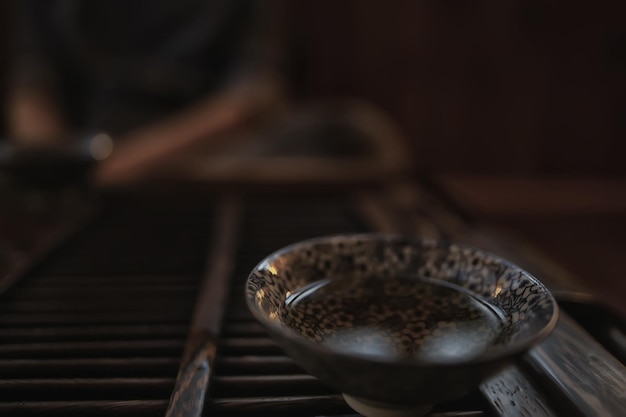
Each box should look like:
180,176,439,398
480,365,556,417
0,193,214,416
0,184,624,417
526,314,626,417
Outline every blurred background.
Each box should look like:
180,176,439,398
284,1,625,176
0,1,624,312
0,1,623,174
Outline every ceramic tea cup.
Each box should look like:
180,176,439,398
246,234,558,417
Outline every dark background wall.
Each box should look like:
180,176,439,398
283,1,625,175
1,1,624,176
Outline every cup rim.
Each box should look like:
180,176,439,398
245,233,559,368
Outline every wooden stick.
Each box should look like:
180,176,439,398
165,196,242,417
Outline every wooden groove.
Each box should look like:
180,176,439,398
218,338,282,355
30,274,197,284
0,300,194,314
6,286,197,300
226,296,254,308
215,356,301,375
211,375,331,397
0,357,180,378
2,285,198,295
214,374,320,384
0,340,184,358
210,394,350,414
0,400,168,416
0,313,190,326
32,266,204,276
0,325,187,343
221,322,268,336
0,378,175,401
224,301,252,314
223,309,255,321
210,375,335,398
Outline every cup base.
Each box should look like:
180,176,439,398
342,394,433,417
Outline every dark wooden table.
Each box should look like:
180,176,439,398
0,176,624,417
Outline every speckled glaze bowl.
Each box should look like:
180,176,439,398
246,234,558,415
